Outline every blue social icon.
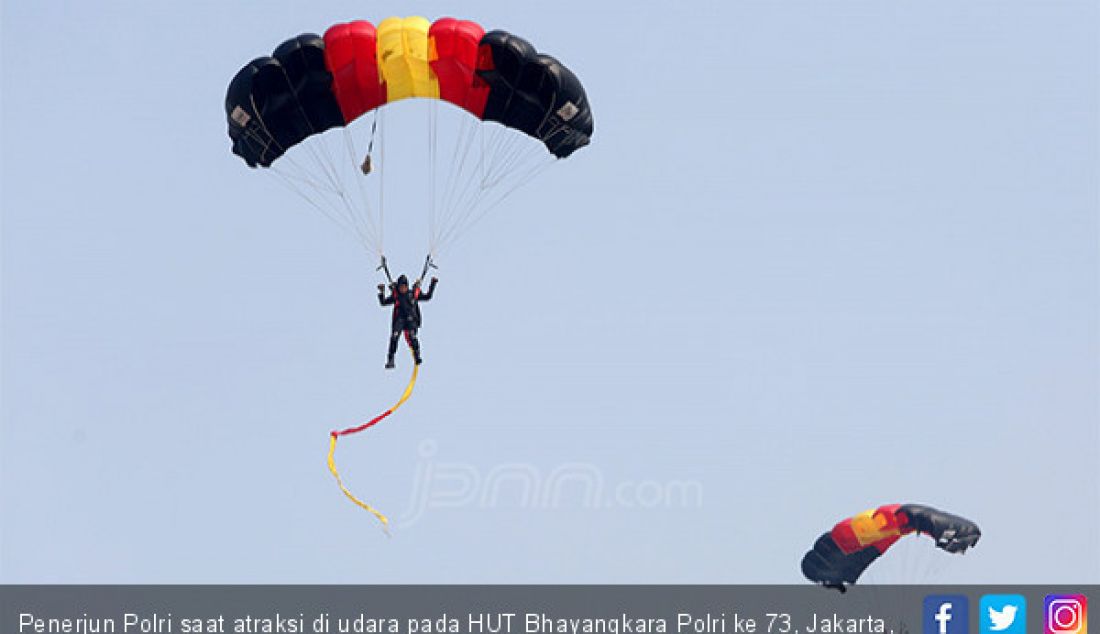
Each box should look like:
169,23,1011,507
924,595,970,634
980,595,1026,634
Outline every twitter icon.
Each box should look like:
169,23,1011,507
981,595,1026,634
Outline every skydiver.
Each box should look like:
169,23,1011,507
378,274,438,369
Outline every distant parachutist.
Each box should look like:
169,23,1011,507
801,503,981,592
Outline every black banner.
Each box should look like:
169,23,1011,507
2,586,1092,634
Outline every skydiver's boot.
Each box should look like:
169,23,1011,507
407,330,423,365
385,356,395,370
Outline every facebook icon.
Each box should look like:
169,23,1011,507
924,595,970,634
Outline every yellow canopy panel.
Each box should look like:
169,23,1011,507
377,16,439,102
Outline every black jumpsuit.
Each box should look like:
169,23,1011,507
379,278,437,363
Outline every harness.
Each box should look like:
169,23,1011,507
379,254,435,330
391,287,423,331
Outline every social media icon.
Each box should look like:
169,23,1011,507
1046,595,1088,634
981,595,1026,634
925,595,970,634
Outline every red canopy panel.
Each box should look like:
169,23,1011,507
429,18,489,117
323,21,386,123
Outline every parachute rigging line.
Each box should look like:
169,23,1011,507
327,344,419,531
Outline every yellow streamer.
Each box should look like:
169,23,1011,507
327,349,420,531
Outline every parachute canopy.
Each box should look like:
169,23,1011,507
801,503,981,592
225,17,593,167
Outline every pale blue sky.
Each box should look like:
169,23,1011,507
2,0,1097,583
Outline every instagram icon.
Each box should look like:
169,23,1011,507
1045,595,1088,634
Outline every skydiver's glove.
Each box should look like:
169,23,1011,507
431,277,438,284
377,284,385,292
